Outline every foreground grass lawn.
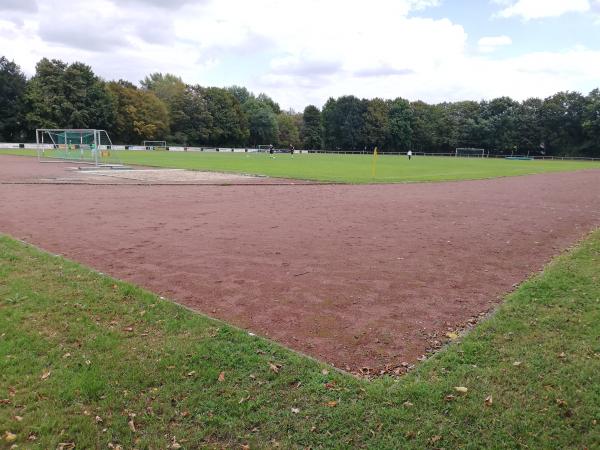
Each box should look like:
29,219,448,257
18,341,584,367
1,232,600,448
2,149,600,183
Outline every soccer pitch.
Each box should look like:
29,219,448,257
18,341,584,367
2,149,599,183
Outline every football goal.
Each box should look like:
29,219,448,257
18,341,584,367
455,147,486,158
36,129,120,166
258,144,274,152
143,140,167,150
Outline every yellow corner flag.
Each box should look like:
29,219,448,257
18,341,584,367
371,146,379,178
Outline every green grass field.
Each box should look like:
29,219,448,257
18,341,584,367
2,149,599,183
1,232,599,448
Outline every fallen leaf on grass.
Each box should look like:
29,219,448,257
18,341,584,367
324,382,336,390
95,416,103,423
241,445,251,450
321,369,329,375
556,399,568,408
484,395,493,406
218,371,225,382
187,371,196,377
558,352,566,359
62,353,71,359
454,386,468,394
403,401,414,408
4,432,16,443
429,435,442,444
123,326,134,333
325,401,338,408
444,395,456,402
41,370,51,380
14,416,23,422
269,362,281,374
291,407,300,414
446,332,459,340
128,418,136,432
57,443,75,450
513,361,522,367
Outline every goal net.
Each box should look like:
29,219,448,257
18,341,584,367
143,140,167,151
455,147,486,158
36,129,120,166
258,144,274,152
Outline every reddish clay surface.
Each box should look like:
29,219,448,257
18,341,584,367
1,155,599,373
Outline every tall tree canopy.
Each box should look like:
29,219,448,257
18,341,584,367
1,55,599,157
301,105,323,150
23,58,114,134
202,87,248,146
107,80,169,144
0,57,26,141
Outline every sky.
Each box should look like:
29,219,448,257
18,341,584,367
1,0,599,110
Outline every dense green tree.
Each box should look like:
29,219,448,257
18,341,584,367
387,98,412,151
202,87,249,146
277,113,301,148
481,97,520,152
516,98,544,153
444,101,481,149
243,97,278,146
0,57,26,141
140,73,186,104
226,86,254,105
24,58,114,133
107,80,169,144
166,85,212,145
362,98,389,150
256,93,281,114
540,91,587,155
582,89,600,157
410,101,443,152
4,56,600,156
322,96,367,150
301,105,323,149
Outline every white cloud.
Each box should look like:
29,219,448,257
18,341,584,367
478,35,513,53
496,0,590,20
0,0,599,111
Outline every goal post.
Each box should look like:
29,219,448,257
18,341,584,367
143,140,167,151
455,147,486,158
36,129,118,166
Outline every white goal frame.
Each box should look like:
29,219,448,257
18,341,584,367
36,129,113,166
455,147,486,158
143,140,167,150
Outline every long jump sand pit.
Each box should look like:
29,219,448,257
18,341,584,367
1,154,599,375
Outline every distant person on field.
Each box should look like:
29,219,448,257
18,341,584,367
269,144,274,158
289,144,295,157
407,150,413,160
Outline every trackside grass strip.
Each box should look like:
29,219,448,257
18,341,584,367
1,232,599,448
2,149,600,183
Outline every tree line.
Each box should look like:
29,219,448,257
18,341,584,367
1,56,599,156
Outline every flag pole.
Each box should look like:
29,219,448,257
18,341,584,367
371,146,379,178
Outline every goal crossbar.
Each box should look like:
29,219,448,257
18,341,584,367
455,147,486,157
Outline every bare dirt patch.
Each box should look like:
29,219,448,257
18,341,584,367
1,154,599,374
